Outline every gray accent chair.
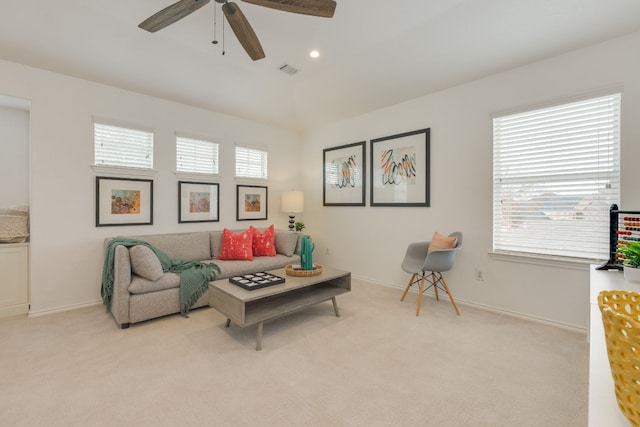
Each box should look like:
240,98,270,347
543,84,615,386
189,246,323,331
400,232,463,316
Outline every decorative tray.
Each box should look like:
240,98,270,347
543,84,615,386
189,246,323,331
285,264,322,277
229,272,285,291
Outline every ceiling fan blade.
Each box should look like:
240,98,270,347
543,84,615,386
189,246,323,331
223,2,266,61
139,0,211,33
241,0,336,18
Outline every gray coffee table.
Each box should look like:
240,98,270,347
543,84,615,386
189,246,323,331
208,266,351,350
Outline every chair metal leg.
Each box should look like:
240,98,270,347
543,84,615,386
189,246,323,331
401,273,416,301
416,275,426,316
439,274,461,315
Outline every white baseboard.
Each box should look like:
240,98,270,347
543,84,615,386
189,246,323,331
24,275,588,335
28,299,102,318
352,273,587,335
0,303,29,319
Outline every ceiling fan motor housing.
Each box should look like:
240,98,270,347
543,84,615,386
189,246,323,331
139,0,337,60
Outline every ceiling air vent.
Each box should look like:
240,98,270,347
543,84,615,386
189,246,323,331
278,64,299,75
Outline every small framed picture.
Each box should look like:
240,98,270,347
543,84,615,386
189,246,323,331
236,185,268,221
178,181,219,223
96,176,153,226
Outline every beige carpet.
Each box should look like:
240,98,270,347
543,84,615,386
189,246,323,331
0,279,588,427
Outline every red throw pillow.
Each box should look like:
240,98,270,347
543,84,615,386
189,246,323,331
251,225,276,257
218,228,253,261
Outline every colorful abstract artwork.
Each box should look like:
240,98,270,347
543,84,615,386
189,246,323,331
178,182,218,223
370,128,430,207
96,177,153,226
323,141,366,206
237,185,267,221
111,190,141,215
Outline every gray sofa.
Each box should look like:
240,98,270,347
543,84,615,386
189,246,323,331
106,229,301,328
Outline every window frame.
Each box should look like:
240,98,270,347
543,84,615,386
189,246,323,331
491,91,621,265
93,119,154,171
175,134,220,176
235,144,268,180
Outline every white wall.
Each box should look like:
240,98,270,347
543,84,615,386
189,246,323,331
2,31,639,328
0,105,29,206
303,31,640,330
0,59,302,315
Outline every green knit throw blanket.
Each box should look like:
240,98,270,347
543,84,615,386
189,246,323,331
101,238,220,318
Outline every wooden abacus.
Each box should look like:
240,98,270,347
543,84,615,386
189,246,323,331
598,204,640,270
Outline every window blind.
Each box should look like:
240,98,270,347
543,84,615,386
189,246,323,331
94,122,153,169
176,136,219,174
493,93,621,261
235,146,268,179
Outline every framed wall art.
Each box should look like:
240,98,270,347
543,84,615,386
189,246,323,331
323,141,366,206
178,181,219,223
370,128,430,207
236,185,268,221
96,176,153,226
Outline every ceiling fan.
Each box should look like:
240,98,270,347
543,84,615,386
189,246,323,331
138,0,337,61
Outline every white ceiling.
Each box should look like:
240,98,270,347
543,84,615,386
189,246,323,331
1,0,639,131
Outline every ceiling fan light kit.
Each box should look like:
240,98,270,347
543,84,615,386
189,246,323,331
138,0,337,61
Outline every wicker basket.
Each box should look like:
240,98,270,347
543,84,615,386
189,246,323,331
285,264,322,277
598,290,640,427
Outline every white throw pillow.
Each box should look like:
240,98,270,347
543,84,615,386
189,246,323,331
129,245,164,281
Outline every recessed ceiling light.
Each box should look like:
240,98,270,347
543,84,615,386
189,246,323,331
310,50,320,58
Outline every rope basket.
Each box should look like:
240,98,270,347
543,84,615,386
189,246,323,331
285,264,322,277
598,290,640,426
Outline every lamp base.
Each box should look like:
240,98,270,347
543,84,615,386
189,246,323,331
288,215,295,231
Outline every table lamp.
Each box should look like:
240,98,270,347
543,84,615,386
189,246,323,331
281,190,304,231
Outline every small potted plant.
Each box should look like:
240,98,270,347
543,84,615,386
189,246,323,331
294,221,305,232
618,241,640,282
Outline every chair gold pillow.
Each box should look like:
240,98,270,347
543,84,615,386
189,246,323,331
428,232,457,253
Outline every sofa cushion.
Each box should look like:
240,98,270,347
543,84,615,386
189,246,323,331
126,232,212,261
210,230,223,259
251,225,276,257
275,230,299,256
218,228,253,261
129,245,164,281
428,232,457,253
213,254,300,278
128,272,180,294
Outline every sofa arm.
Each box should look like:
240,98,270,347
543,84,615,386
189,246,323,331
110,245,132,328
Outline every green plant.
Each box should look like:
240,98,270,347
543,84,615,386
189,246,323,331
294,221,305,232
618,241,640,267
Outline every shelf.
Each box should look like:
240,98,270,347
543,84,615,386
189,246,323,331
244,283,348,326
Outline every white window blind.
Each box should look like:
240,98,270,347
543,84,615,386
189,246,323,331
176,136,219,174
235,145,268,179
493,93,621,261
94,122,153,169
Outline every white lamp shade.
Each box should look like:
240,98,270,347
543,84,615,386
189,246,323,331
281,190,304,213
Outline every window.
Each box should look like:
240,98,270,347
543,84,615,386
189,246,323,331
235,145,268,179
493,92,621,261
176,135,219,174
94,122,153,169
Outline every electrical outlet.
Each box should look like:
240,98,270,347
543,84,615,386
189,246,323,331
475,269,484,281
